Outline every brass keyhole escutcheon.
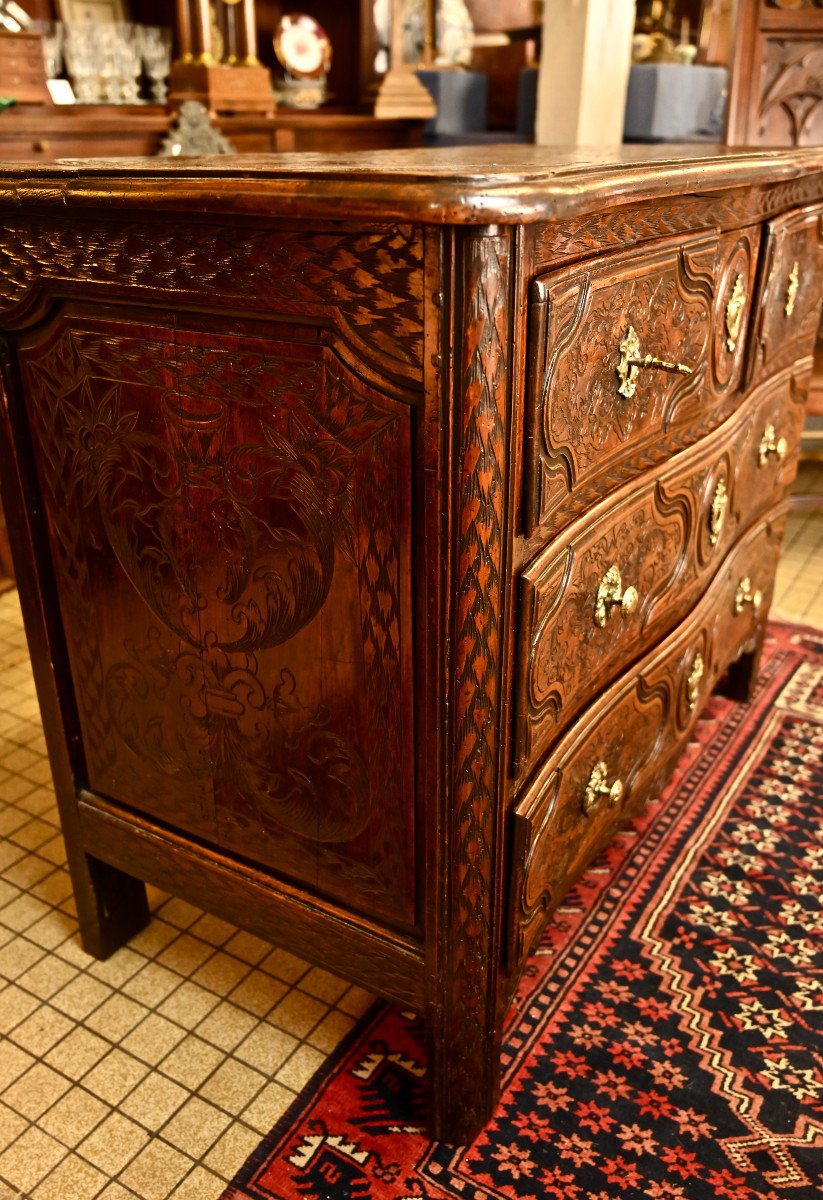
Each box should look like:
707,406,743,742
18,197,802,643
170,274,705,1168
725,274,746,352
615,325,693,400
594,564,639,628
759,424,787,466
734,576,762,615
709,478,727,546
785,261,800,317
583,761,624,816
687,652,704,711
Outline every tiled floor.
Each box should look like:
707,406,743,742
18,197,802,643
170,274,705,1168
1,477,821,1200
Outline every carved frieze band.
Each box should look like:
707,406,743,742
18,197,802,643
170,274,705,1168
0,218,425,386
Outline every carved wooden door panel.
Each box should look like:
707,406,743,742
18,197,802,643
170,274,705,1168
17,308,417,928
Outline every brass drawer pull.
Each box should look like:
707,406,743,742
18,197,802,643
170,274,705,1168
686,652,704,711
616,325,693,399
734,576,762,615
725,273,746,352
583,761,624,816
709,478,727,546
785,260,799,317
758,424,787,466
594,564,639,628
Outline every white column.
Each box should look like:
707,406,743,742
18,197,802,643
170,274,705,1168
535,0,636,146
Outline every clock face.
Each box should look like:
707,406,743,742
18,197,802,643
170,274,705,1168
274,13,332,79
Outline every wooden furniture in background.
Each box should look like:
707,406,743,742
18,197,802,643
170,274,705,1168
0,28,50,103
725,0,823,145
0,145,822,1144
725,0,823,503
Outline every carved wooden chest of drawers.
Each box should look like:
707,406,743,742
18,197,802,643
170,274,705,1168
0,146,822,1143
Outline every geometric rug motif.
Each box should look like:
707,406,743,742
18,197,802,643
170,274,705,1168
222,622,823,1200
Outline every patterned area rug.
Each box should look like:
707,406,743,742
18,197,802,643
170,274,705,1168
222,621,823,1200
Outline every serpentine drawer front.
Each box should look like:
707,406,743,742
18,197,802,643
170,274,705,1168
524,226,759,541
0,147,821,1145
514,368,806,775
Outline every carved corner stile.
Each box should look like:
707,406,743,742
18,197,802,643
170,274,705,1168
430,225,515,1143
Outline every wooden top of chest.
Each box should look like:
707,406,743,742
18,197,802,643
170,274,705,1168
1,144,823,226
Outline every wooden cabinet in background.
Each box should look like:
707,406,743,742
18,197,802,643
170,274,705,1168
0,145,822,1145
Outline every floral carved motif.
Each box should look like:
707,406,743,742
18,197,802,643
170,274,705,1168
21,316,415,923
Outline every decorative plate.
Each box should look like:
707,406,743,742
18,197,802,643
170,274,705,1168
274,13,332,79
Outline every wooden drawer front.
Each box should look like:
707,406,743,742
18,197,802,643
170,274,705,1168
524,227,760,541
509,508,786,966
514,366,803,777
748,203,823,388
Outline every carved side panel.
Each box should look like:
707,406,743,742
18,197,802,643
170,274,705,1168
18,312,416,926
0,218,424,388
748,203,823,387
509,509,787,968
524,230,757,542
757,39,823,146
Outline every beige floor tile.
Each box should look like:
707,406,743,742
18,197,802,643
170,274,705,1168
191,951,250,996
157,981,221,1029
0,981,41,1033
85,993,152,1043
161,1096,232,1158
127,919,180,959
227,969,287,1018
80,1049,151,1106
268,989,328,1039
166,1164,226,1200
120,1012,189,1067
44,1026,112,1082
86,948,146,988
299,966,350,1005
50,971,112,1021
157,1036,225,1091
203,1121,260,1179
1,1062,71,1121
157,935,214,978
122,962,184,1008
30,1152,108,1200
117,1139,194,1200
193,1001,258,1054
119,1074,189,1133
233,1022,298,1074
241,1080,296,1135
197,1058,267,1116
0,1100,27,1150
0,1042,35,1092
95,1183,142,1200
275,1043,326,1091
189,913,236,948
38,1087,110,1147
8,1003,74,1055
0,1125,67,1193
308,1008,357,1054
16,953,79,1000
259,947,308,984
0,891,52,933
77,1111,150,1175
2,854,52,890
222,930,271,967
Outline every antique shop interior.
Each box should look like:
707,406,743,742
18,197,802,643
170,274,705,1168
0,1,822,1198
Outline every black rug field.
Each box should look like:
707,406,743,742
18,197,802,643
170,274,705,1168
223,620,823,1200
